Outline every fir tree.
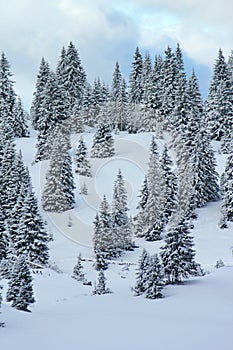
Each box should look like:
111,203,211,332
139,136,165,239
6,255,35,312
42,128,75,212
30,57,51,130
128,47,144,104
12,97,29,137
220,153,233,223
160,217,200,284
72,253,85,282
75,136,92,176
160,145,177,224
14,189,49,266
35,71,68,161
145,254,164,299
0,52,17,139
112,170,133,251
0,285,4,327
93,270,111,295
205,49,233,142
134,249,150,295
91,123,115,158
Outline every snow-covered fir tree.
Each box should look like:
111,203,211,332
30,57,51,130
135,136,165,240
14,188,49,265
128,47,144,104
160,216,201,284
145,254,164,299
42,127,75,212
6,255,35,312
220,153,233,224
72,253,86,282
90,123,115,158
35,71,68,161
55,42,87,118
0,285,4,327
205,49,233,146
75,136,92,176
92,270,111,295
112,169,133,252
134,248,150,296
160,145,177,224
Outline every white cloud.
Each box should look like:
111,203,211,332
0,0,231,107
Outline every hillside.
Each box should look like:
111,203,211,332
1,129,232,350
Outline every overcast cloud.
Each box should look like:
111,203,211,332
0,0,232,108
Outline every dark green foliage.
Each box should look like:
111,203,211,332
91,123,115,158
6,255,35,312
160,217,200,284
75,136,92,176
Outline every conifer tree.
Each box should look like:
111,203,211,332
0,206,7,262
110,61,122,103
220,153,233,223
0,285,4,327
15,189,49,265
0,52,17,138
31,57,51,130
35,71,68,161
134,249,150,296
93,270,111,295
42,127,75,212
140,136,165,240
205,49,233,143
112,170,133,252
160,145,177,224
91,123,115,158
160,217,200,284
128,47,144,104
75,136,92,176
72,253,85,282
6,255,35,312
145,254,164,299
13,97,29,138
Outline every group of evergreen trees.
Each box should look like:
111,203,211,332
0,53,50,314
134,137,177,240
134,217,202,299
93,170,134,270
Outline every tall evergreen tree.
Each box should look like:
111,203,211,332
160,145,177,224
56,42,86,111
220,153,233,223
112,170,133,252
15,189,49,265
12,97,29,137
145,254,164,299
35,71,68,161
128,47,144,104
205,49,233,143
91,123,115,158
160,217,200,284
42,128,75,212
75,136,92,176
0,52,17,138
134,248,150,296
6,255,35,312
30,57,50,130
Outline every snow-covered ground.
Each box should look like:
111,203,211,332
1,130,233,350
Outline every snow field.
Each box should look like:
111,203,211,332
1,130,232,350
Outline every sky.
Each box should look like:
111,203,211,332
0,0,232,109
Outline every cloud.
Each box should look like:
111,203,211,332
0,0,231,107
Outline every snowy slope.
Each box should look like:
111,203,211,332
1,130,233,350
